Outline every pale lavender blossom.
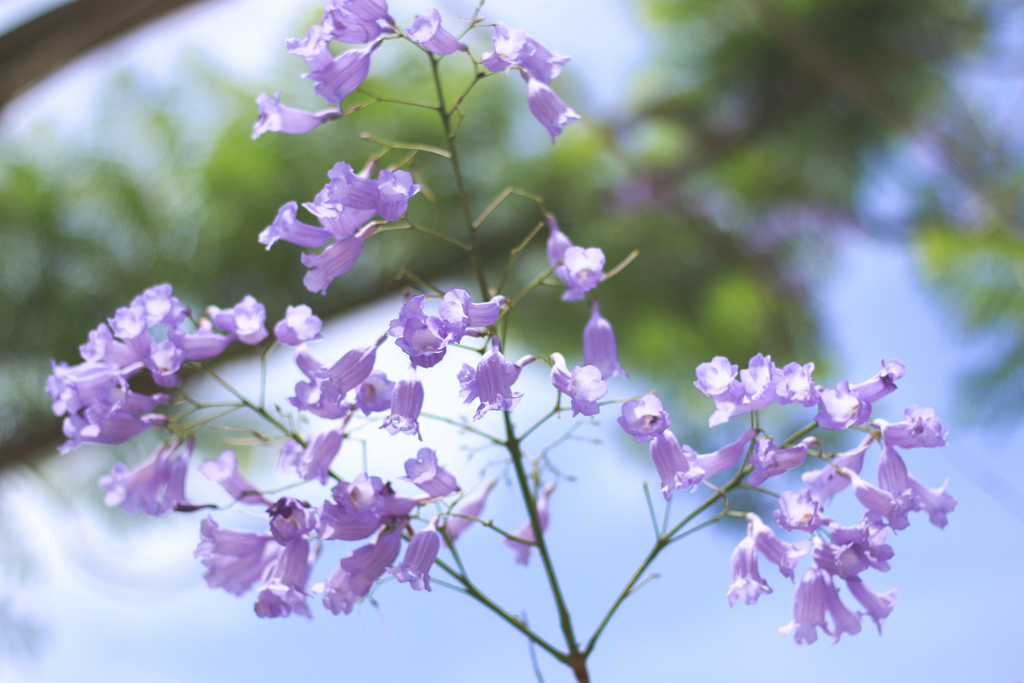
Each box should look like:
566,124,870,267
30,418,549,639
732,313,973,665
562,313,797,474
524,74,580,144
442,479,496,542
388,295,449,367
402,448,458,497
727,536,772,607
841,467,911,531
802,434,873,506
709,354,780,425
167,319,234,360
267,496,318,545
773,361,819,407
483,26,568,84
382,367,424,438
748,438,810,487
650,429,705,498
469,338,523,420
876,442,911,498
356,370,395,414
849,358,905,403
319,473,387,541
773,489,824,533
693,356,744,402
61,404,166,453
549,353,607,416
320,337,382,403
254,537,313,619
280,427,345,484
505,483,554,565
132,284,189,327
199,450,269,504
252,91,341,139
617,394,670,442
301,222,378,295
845,576,896,633
546,214,572,266
877,405,948,449
745,513,808,580
321,528,403,615
779,566,830,644
209,295,269,345
194,516,276,596
388,521,441,590
259,201,333,250
406,9,465,55
908,475,957,528
437,288,504,343
304,40,382,106
822,572,862,643
375,170,421,221
815,380,871,430
144,339,184,388
320,5,385,44
554,247,603,301
99,438,193,516
274,305,323,345
583,300,626,379
689,428,758,479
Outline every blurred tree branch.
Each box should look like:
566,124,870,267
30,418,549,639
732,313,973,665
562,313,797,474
0,0,206,108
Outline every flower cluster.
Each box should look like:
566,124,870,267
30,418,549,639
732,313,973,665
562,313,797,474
643,353,954,643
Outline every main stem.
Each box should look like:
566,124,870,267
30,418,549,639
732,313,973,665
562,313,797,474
505,413,589,683
428,54,490,300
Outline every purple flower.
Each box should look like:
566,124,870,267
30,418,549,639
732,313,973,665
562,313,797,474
773,489,824,532
845,576,896,633
650,429,705,498
878,405,948,448
550,353,607,417
388,521,441,590
822,572,862,643
355,370,395,414
209,295,269,345
61,404,166,453
437,288,504,343
849,358,905,403
468,338,523,420
321,528,403,615
773,361,819,407
194,516,276,596
442,479,496,542
133,284,189,327
406,9,465,55
483,26,569,84
802,434,872,506
167,319,234,360
274,305,323,346
382,367,424,438
746,513,808,580
320,337,382,403
523,74,580,144
259,201,333,250
144,339,184,388
304,40,381,105
727,536,772,607
99,438,192,516
780,566,830,644
375,170,421,221
199,450,269,505
748,438,810,487
842,467,911,531
301,222,378,295
319,473,387,541
690,428,758,479
876,441,911,498
554,245,603,301
402,447,459,497
617,394,670,442
583,300,626,380
908,475,957,528
252,92,341,140
546,214,573,266
388,295,449,367
693,356,744,402
815,380,871,430
267,496,318,545
287,345,353,420
708,354,781,426
254,537,313,619
280,428,344,484
505,483,554,566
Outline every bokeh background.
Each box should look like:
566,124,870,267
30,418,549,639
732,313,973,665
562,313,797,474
1,0,1022,680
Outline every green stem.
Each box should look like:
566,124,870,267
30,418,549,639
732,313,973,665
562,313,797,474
780,421,818,448
503,413,583,668
434,557,568,664
199,364,307,448
428,53,490,299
